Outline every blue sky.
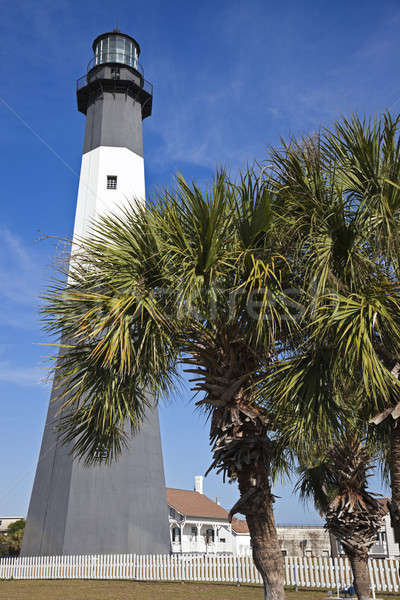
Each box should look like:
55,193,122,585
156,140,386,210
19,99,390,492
0,0,397,524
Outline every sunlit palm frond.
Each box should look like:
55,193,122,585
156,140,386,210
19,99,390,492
258,347,347,453
314,286,400,411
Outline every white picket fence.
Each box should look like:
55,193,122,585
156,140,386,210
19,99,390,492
0,554,399,592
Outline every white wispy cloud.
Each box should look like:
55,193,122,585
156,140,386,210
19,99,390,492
0,360,48,387
0,226,45,328
0,229,52,388
147,4,400,174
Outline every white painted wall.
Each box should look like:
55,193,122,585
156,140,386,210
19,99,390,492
72,146,145,243
277,526,331,557
384,513,400,558
169,517,252,555
169,519,237,554
232,533,251,555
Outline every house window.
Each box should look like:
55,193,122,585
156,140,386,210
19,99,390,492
375,531,387,545
281,549,287,556
206,528,215,543
172,527,181,543
191,527,197,541
220,538,226,543
371,531,387,554
107,175,117,190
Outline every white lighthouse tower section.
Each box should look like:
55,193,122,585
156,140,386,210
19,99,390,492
73,146,145,242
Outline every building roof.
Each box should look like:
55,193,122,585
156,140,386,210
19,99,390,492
166,488,229,519
231,518,249,534
166,488,251,534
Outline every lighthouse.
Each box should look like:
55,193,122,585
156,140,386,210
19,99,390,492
22,30,171,557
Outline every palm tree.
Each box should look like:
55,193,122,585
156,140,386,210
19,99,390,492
7,520,25,557
324,114,400,543
296,435,386,600
0,520,25,557
261,113,400,542
43,171,295,600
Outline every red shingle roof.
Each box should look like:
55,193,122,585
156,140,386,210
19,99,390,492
166,488,250,534
231,518,249,534
166,488,229,519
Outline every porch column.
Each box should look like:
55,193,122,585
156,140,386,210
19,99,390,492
196,523,201,551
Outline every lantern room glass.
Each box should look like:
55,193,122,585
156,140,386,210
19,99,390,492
94,35,138,69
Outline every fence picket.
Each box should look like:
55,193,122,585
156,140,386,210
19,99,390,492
389,558,398,591
382,558,390,591
165,554,169,581
301,556,306,586
372,559,380,591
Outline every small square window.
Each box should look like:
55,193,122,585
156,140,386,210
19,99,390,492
94,447,108,460
111,67,120,80
107,175,117,190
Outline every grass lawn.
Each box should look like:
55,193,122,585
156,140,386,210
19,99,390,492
0,581,397,600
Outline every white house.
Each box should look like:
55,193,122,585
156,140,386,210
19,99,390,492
167,476,250,555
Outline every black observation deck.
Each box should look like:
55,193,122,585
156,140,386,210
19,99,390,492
76,52,153,119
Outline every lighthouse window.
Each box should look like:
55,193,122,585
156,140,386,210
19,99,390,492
94,447,109,460
111,67,120,80
107,175,117,190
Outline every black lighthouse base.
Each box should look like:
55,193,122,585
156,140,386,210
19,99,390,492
22,393,170,556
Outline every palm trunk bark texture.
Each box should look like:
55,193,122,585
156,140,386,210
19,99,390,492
188,328,286,599
238,470,285,600
390,421,400,543
346,551,371,600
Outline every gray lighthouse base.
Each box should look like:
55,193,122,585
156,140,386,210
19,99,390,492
22,391,170,557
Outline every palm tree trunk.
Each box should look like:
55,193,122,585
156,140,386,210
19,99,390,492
346,551,370,600
389,421,400,543
237,472,285,600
